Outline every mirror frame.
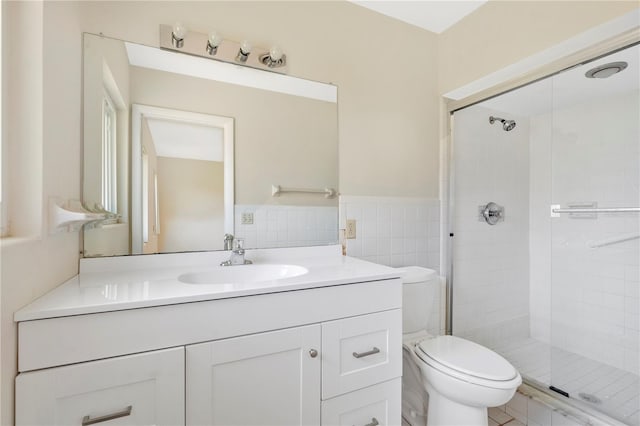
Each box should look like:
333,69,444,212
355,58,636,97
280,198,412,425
130,104,234,254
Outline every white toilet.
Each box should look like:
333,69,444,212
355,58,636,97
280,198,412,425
399,266,522,426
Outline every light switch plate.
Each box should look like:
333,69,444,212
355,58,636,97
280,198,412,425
346,219,356,239
241,212,254,225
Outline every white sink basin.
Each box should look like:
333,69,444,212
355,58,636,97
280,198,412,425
178,264,309,285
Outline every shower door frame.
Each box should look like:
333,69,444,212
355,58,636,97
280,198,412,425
442,25,640,331
441,31,640,425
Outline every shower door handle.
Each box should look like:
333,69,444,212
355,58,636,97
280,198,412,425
550,204,640,217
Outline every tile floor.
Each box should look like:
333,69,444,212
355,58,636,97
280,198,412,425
488,406,524,426
491,338,640,425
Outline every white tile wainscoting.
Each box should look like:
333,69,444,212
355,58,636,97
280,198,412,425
234,205,338,249
339,196,441,272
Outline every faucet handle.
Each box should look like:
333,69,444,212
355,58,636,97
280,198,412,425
234,238,245,251
223,233,234,250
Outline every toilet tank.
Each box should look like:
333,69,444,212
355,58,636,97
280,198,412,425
396,266,439,334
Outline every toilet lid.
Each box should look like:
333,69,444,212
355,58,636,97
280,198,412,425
416,336,517,382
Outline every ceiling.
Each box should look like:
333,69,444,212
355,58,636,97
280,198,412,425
146,118,224,162
350,0,488,34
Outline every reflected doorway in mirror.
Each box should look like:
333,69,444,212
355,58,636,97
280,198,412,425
131,105,234,255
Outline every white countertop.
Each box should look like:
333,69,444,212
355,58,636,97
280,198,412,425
15,245,400,322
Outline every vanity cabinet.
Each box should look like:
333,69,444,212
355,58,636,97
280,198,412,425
186,325,322,425
15,262,403,426
185,310,401,426
15,347,185,425
321,378,401,426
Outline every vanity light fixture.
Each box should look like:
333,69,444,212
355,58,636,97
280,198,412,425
236,40,252,63
159,24,288,74
259,46,287,68
206,31,223,55
171,22,187,48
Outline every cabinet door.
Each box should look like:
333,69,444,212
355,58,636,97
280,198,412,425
16,347,185,426
321,378,401,426
187,324,321,425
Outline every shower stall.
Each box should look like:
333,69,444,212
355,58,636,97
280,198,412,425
449,43,639,425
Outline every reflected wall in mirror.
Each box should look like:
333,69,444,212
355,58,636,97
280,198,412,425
82,33,339,257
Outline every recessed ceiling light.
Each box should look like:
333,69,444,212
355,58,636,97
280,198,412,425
585,61,628,79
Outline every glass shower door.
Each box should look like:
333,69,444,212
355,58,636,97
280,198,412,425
450,75,553,390
549,43,640,426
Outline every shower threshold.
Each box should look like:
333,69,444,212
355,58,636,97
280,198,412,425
491,338,639,426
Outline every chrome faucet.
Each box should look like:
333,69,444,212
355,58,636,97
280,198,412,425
220,238,252,266
223,233,234,251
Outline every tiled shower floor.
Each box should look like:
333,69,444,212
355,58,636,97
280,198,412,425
491,338,640,426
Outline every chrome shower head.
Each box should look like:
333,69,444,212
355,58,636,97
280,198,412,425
489,116,516,131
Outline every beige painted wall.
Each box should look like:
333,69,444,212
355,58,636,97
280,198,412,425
129,66,337,206
1,2,81,424
438,1,639,95
70,0,441,198
157,158,225,252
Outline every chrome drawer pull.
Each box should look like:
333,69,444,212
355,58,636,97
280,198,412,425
356,417,379,426
352,347,380,358
82,405,132,425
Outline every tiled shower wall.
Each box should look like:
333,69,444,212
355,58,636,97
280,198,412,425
529,90,640,374
339,196,440,271
451,106,531,347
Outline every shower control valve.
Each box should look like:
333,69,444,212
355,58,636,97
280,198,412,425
479,202,505,225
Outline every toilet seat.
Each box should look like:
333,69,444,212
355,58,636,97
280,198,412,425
414,335,520,390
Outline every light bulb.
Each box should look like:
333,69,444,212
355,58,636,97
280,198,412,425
208,31,223,48
172,22,187,40
240,40,252,54
269,45,283,61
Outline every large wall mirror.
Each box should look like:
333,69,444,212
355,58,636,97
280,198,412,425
82,33,339,257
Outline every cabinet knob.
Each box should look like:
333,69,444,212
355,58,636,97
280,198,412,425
309,349,318,358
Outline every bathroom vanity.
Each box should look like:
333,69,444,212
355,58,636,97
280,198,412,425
15,246,402,425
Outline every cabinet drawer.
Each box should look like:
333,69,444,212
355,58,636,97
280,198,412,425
321,378,401,426
322,309,402,399
16,347,185,426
